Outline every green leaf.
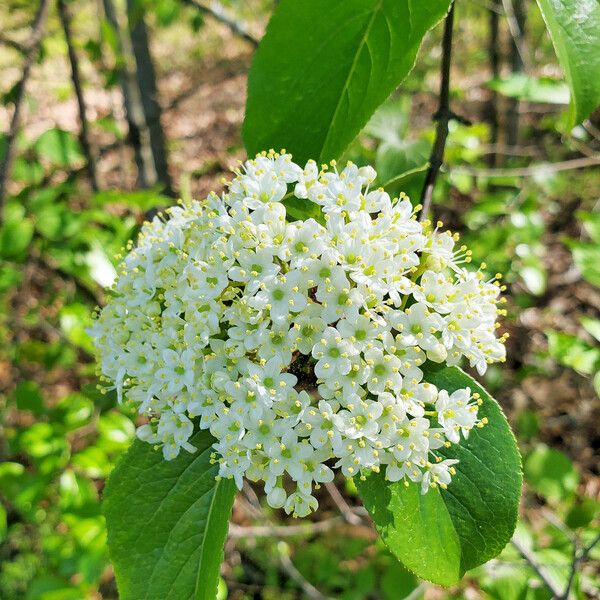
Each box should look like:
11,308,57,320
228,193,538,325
60,303,95,354
358,471,461,585
488,74,570,105
12,381,45,415
578,210,600,244
566,239,600,287
91,187,170,211
547,330,600,375
243,0,452,164
524,444,579,502
535,0,600,124
357,365,521,585
97,410,135,451
103,429,236,600
35,128,84,167
282,196,324,224
0,205,34,260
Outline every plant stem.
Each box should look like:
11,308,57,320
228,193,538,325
419,1,455,223
181,0,259,47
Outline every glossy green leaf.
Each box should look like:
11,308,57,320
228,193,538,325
282,196,324,224
243,0,452,164
535,0,600,124
103,429,236,600
358,471,461,585
357,365,521,585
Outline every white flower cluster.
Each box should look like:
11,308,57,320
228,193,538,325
92,152,507,517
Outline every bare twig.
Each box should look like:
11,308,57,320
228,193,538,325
228,517,344,539
324,481,362,526
583,120,600,141
230,493,334,600
0,33,26,53
477,143,540,158
404,584,427,600
501,0,529,72
511,536,563,598
560,532,600,600
57,0,99,191
0,0,50,219
277,543,332,600
181,0,259,47
419,2,455,222
450,155,600,178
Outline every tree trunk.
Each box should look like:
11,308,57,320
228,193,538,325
57,0,99,191
126,0,174,197
0,0,50,218
487,2,501,167
505,0,527,148
101,0,157,190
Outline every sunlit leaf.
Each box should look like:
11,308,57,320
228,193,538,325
243,0,452,164
535,0,600,124
357,365,521,585
104,430,236,600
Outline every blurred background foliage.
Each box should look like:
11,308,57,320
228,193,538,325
0,0,599,598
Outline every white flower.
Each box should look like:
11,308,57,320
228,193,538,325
291,306,326,354
421,459,459,493
311,327,357,381
91,152,504,515
250,272,307,324
285,219,327,267
304,400,341,448
391,302,445,351
363,347,402,395
333,396,383,441
228,248,280,293
436,388,479,443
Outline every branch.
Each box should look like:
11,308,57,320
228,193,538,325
0,0,51,220
277,543,332,600
511,536,563,598
501,0,529,72
57,0,99,191
228,517,344,539
451,155,600,178
181,0,259,47
419,1,455,222
560,532,600,600
324,481,362,526
0,33,26,53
